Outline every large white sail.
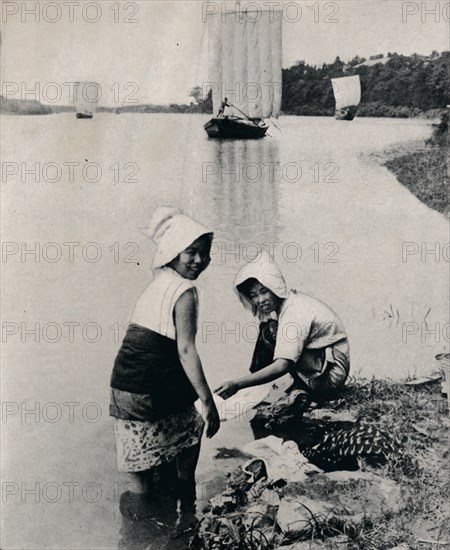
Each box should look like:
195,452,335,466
208,9,282,119
75,81,100,114
331,75,361,110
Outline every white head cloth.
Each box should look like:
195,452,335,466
234,250,289,318
141,206,213,269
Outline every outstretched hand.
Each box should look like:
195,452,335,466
215,380,240,400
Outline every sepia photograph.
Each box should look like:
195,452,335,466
1,1,449,548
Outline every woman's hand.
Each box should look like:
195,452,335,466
204,401,220,438
215,380,240,400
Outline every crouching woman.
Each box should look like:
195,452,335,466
215,252,350,408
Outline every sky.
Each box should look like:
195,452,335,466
1,0,449,105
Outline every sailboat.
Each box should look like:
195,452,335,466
331,75,361,121
75,81,98,119
204,7,282,139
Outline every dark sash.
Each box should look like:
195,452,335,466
249,320,278,373
110,323,197,419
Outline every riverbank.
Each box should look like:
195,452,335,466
1,98,446,120
281,105,446,119
188,376,449,550
384,116,449,216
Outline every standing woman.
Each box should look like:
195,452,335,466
110,207,220,530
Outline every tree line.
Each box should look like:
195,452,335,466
281,51,449,117
2,51,448,117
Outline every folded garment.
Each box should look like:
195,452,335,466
301,422,400,470
242,435,322,484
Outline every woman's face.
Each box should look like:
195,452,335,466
169,235,212,280
246,280,283,315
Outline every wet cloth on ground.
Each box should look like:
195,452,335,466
242,435,322,484
301,422,401,470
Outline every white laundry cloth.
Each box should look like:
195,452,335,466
196,382,274,421
242,435,322,483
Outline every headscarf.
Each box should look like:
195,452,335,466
141,206,213,269
234,250,289,319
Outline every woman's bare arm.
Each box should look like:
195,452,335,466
174,289,219,437
215,359,292,399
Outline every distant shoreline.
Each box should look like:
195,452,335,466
0,104,446,120
2,50,448,119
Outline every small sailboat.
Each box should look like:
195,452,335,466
331,75,361,121
204,7,282,139
75,81,98,119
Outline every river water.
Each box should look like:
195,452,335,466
1,113,448,549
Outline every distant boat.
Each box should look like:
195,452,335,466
331,75,361,121
76,112,93,119
204,8,282,139
75,81,98,119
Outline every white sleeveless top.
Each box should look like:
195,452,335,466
130,267,196,340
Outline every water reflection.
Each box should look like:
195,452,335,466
118,517,192,550
117,464,182,550
200,137,282,244
118,516,169,550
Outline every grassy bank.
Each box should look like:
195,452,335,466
281,105,446,119
385,115,449,216
188,377,449,550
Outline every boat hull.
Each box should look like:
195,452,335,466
76,112,93,119
335,106,358,121
204,116,268,139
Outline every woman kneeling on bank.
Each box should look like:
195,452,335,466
215,251,350,408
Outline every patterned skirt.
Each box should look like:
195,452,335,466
113,405,204,472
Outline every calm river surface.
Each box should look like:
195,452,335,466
2,113,448,549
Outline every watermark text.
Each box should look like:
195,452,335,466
2,2,140,23
402,1,449,22
2,162,139,184
202,2,340,24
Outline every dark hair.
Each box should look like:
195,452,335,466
199,232,214,246
237,277,260,299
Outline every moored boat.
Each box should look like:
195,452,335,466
204,116,268,139
204,8,282,139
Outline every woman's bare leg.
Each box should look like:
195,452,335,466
127,471,151,495
119,470,154,519
173,442,201,534
176,442,201,484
